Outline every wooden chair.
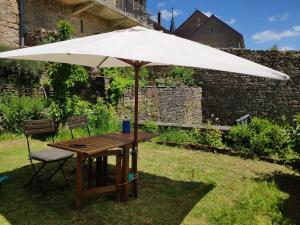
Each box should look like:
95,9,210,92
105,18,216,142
23,119,74,196
67,116,90,139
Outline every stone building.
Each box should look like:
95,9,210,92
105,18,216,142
174,10,245,48
0,0,152,47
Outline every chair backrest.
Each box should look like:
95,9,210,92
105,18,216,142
23,119,56,154
23,119,56,136
67,115,90,139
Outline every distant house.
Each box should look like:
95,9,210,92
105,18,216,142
175,10,245,49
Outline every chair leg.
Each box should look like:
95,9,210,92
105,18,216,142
58,159,70,187
25,161,47,197
47,164,62,181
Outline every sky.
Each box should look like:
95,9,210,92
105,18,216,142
147,0,300,50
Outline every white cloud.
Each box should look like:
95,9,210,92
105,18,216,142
268,13,289,22
227,18,236,25
203,11,212,17
268,16,276,22
280,13,289,21
252,25,300,43
294,26,300,32
158,2,166,9
160,9,182,21
279,46,295,51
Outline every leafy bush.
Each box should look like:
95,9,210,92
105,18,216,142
0,43,46,78
62,97,120,134
142,121,159,134
168,66,195,86
103,67,149,106
193,124,224,147
155,66,195,86
0,93,47,133
88,98,120,133
155,128,197,145
291,113,300,153
46,21,89,123
226,117,294,160
105,69,134,106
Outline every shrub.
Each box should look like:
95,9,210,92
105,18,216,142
155,128,196,145
292,113,300,153
64,97,120,134
46,21,89,123
155,66,195,86
169,66,195,86
0,44,46,78
88,98,120,134
103,67,149,106
226,117,294,160
142,121,159,134
193,124,224,147
106,69,134,106
0,93,47,133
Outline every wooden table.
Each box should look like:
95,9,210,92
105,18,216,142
48,132,153,208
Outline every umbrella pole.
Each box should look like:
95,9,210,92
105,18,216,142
132,64,140,198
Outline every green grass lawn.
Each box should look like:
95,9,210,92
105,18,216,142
0,138,299,225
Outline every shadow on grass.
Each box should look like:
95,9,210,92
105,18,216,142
260,171,300,225
0,160,214,225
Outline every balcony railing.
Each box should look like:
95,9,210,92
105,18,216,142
95,0,153,27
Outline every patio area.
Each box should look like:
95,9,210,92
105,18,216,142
0,138,299,225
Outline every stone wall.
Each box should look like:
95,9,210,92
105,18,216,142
0,61,44,96
196,49,300,125
118,86,202,124
0,0,19,46
24,0,110,39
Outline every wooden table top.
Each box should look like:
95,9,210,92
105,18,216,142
48,131,154,155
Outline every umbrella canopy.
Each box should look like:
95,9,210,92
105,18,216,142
0,26,289,198
0,26,289,80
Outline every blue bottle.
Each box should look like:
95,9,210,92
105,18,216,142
122,117,131,134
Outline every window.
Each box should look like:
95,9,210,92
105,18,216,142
80,20,84,33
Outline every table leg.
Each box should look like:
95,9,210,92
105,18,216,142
76,153,84,209
121,146,130,202
115,152,122,201
103,156,108,185
88,157,93,188
96,156,103,186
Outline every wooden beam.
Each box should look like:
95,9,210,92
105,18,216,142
83,185,116,197
72,1,94,16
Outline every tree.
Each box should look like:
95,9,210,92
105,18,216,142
47,21,89,123
270,45,278,51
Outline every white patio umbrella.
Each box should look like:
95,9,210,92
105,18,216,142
0,26,289,197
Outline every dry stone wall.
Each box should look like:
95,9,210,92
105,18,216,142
0,0,19,46
24,0,109,39
196,49,300,125
119,86,202,125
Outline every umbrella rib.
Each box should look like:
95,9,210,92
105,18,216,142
96,56,109,68
117,58,150,67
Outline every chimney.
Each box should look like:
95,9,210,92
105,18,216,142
158,11,161,25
